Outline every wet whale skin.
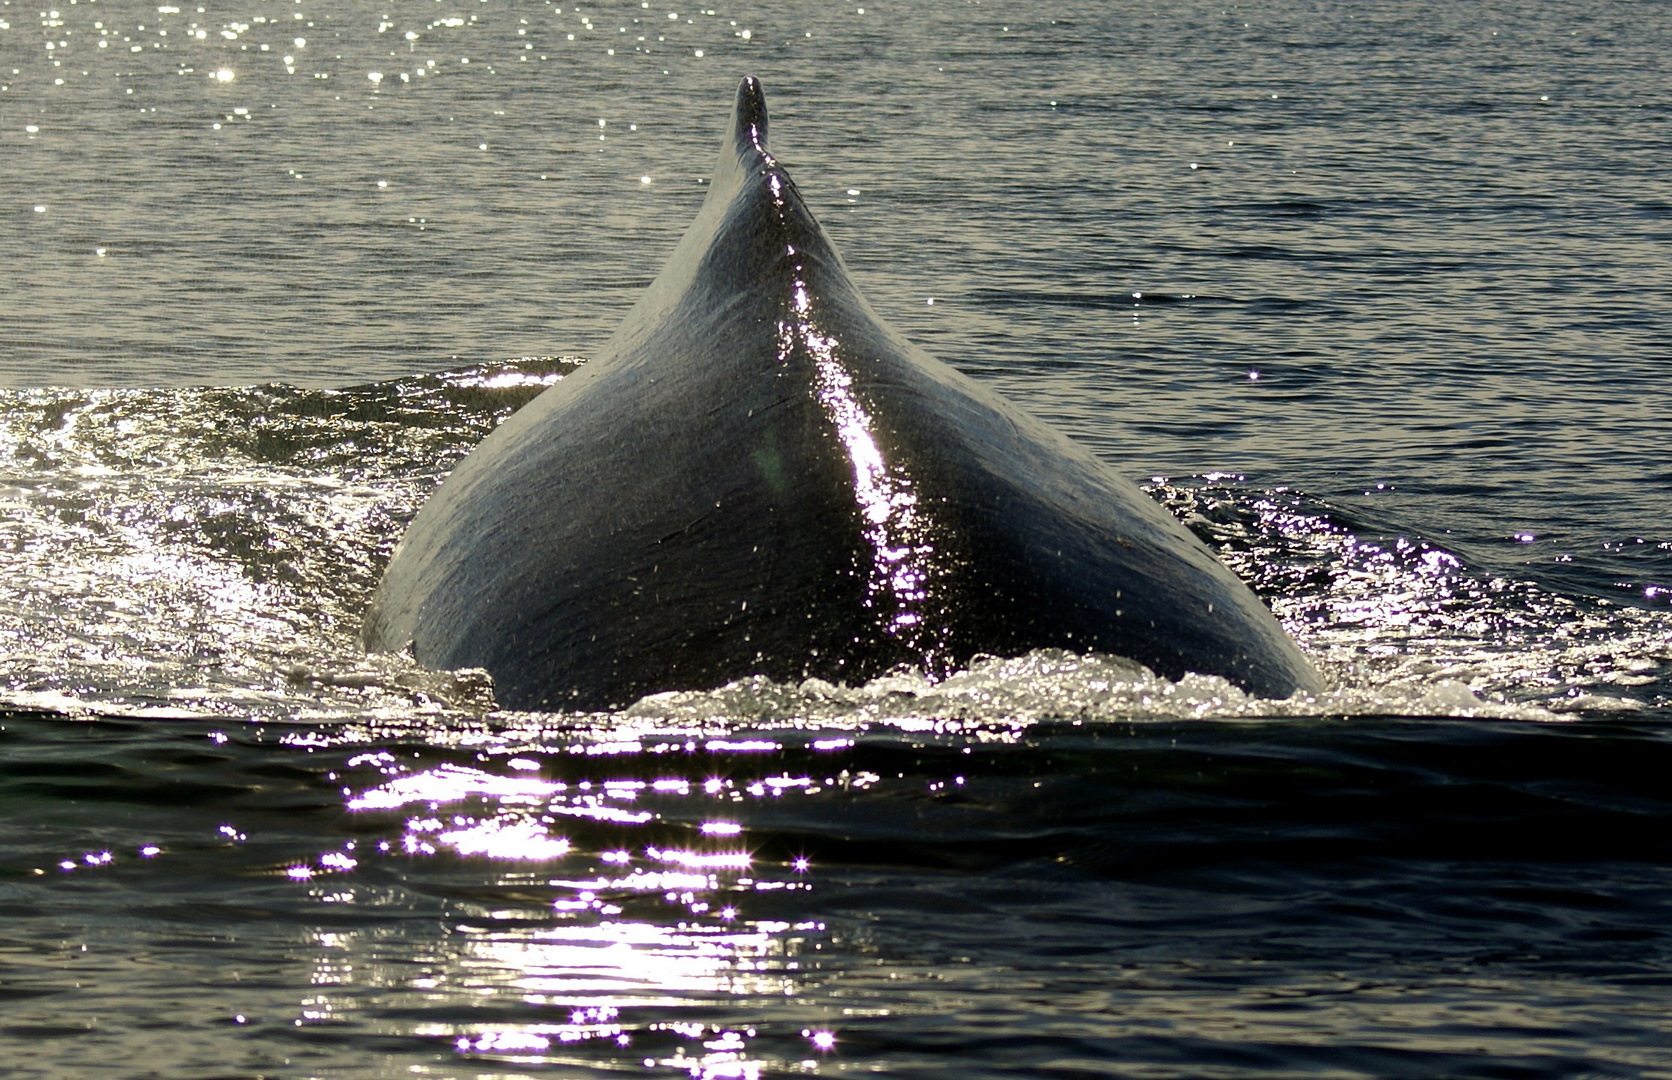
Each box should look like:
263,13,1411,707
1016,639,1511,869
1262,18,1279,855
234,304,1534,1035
362,77,1322,710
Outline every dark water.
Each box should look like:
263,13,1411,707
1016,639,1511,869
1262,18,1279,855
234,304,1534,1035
2,0,1670,1076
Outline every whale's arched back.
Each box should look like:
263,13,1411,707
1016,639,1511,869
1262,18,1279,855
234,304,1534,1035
363,78,1322,710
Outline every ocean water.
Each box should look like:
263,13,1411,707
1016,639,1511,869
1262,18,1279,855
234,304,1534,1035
2,0,1671,1076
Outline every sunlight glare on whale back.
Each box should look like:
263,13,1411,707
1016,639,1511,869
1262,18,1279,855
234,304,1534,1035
757,81,938,654
739,80,939,652
786,247,937,649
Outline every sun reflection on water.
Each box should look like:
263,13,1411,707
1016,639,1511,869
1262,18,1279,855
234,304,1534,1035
314,746,835,1075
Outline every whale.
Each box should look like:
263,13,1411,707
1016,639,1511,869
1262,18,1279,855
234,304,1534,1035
362,77,1322,710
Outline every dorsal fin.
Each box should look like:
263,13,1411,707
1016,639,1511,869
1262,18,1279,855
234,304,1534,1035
730,76,769,157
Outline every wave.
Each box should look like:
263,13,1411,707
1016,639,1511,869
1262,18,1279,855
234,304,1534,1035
0,361,1665,724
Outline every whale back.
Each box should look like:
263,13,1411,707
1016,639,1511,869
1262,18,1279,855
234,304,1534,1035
363,78,1321,709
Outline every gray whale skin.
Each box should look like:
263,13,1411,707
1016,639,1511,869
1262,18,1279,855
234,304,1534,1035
363,77,1322,710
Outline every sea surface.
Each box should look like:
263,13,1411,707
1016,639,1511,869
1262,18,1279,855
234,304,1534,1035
2,0,1671,1076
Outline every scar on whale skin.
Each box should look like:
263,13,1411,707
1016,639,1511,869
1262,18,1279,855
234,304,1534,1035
362,76,1322,711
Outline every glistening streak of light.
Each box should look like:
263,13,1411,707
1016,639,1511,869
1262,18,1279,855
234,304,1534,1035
790,311,933,640
648,846,751,869
705,739,778,752
435,820,571,860
757,159,943,661
550,870,714,891
348,764,563,810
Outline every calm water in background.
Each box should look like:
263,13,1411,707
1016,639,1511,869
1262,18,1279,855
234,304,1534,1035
2,0,1671,1076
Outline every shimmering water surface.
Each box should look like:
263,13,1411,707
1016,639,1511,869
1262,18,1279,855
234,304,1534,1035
2,0,1670,1076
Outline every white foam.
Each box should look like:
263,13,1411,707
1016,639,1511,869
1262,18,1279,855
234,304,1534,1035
621,649,1564,727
